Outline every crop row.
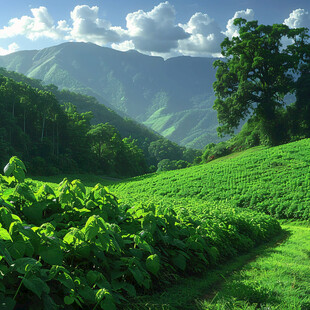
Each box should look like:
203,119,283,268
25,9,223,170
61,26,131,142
0,157,281,309
111,139,310,219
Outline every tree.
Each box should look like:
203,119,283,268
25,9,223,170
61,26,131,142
213,18,310,145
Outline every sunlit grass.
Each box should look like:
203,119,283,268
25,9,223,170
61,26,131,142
199,223,310,309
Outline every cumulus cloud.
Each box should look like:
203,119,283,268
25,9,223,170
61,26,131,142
223,9,255,39
0,42,19,56
111,40,135,52
125,1,189,53
0,6,66,40
178,12,225,57
284,9,310,29
69,5,125,45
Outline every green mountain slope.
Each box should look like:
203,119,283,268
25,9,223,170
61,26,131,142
111,138,310,219
0,42,221,148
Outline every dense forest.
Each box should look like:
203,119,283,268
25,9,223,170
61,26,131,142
0,68,201,176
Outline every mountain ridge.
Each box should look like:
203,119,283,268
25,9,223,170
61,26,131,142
0,42,222,148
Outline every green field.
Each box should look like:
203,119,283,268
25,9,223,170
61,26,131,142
109,139,310,219
1,139,310,309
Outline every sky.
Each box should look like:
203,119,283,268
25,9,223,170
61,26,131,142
0,0,309,58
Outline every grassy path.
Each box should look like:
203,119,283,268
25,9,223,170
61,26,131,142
199,223,310,310
127,223,310,310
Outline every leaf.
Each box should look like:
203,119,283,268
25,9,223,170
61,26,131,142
96,288,107,302
16,184,36,202
7,240,26,259
10,156,26,171
86,270,99,286
71,180,86,199
172,253,186,271
0,241,13,265
0,228,12,241
84,216,99,241
13,168,26,183
64,296,75,305
3,162,15,177
0,294,16,310
23,275,50,298
43,184,55,196
12,257,40,274
146,254,160,275
39,243,63,266
129,267,144,286
57,271,75,290
22,202,47,224
100,298,116,310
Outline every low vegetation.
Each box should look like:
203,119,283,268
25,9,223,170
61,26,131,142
0,157,280,309
111,138,310,220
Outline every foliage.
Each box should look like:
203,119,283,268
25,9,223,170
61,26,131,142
157,159,190,172
213,19,310,145
111,138,310,220
0,157,281,309
0,72,149,177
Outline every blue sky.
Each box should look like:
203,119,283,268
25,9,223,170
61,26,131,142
0,0,309,57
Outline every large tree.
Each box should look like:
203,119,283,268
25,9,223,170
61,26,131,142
213,18,310,145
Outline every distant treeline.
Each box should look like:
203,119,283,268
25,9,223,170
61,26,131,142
0,68,201,176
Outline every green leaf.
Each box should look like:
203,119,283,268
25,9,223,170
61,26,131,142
86,270,99,286
16,184,36,202
146,254,160,275
172,253,186,271
3,162,15,177
71,180,86,199
39,243,63,265
0,241,13,265
96,288,107,302
100,298,116,310
129,267,144,286
13,258,40,274
7,240,26,259
23,275,50,298
13,168,25,183
57,271,75,290
64,296,75,305
0,294,16,310
43,184,55,196
0,228,12,241
10,157,26,171
84,216,99,241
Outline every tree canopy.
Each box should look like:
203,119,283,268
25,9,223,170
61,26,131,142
213,18,310,145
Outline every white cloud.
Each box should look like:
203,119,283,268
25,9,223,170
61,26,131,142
178,12,225,57
111,40,135,52
0,42,19,56
69,5,125,45
0,6,66,40
284,9,310,29
223,9,255,39
125,1,189,53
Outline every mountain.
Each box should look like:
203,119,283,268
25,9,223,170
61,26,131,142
0,42,222,149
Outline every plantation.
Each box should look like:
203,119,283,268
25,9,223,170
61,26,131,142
0,156,282,309
110,139,310,220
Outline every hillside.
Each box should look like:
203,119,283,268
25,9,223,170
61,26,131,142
0,42,221,148
110,138,310,219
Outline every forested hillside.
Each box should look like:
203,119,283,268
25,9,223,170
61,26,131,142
0,42,221,148
0,68,199,176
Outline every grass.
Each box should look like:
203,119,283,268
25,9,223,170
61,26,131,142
198,222,310,310
109,138,310,219
123,223,310,309
122,229,289,310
